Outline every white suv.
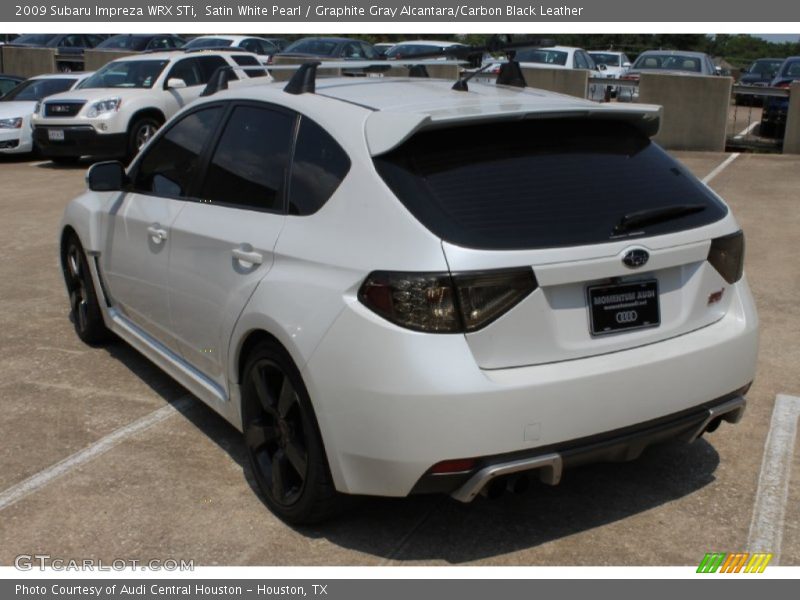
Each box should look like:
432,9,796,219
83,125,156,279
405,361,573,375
32,50,267,163
60,68,758,523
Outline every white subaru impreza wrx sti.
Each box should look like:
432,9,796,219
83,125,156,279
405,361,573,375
59,66,758,523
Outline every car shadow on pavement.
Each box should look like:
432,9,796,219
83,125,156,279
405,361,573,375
33,158,96,170
105,341,721,564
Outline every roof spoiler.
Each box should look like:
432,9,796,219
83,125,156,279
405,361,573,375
365,104,663,156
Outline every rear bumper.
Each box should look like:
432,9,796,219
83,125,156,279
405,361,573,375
33,125,126,158
304,279,758,498
440,393,746,502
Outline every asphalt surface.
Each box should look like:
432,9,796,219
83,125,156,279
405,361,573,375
0,151,798,566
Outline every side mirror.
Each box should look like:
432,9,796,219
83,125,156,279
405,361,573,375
166,77,187,89
714,66,723,75
622,62,631,69
87,161,127,192
597,63,607,71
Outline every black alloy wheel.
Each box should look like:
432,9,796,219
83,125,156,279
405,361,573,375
62,236,111,345
242,341,339,524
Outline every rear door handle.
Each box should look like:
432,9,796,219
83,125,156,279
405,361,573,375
232,246,263,265
146,225,168,243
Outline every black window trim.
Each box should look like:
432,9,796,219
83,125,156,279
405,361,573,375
126,100,230,202
192,99,299,215
127,99,352,216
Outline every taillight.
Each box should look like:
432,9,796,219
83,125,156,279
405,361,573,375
775,81,791,89
358,268,537,333
708,230,744,284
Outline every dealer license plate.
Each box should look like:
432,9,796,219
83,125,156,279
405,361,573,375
587,280,660,336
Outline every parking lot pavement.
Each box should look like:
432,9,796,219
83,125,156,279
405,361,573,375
0,152,798,566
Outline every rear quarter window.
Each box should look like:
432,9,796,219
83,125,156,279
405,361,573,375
373,119,728,250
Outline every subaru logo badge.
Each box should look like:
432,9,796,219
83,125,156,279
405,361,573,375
622,248,649,268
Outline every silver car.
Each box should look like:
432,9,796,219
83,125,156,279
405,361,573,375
618,50,719,102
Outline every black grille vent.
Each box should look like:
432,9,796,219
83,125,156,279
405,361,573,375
44,101,85,117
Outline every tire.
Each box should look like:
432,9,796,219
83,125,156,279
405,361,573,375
62,235,112,346
127,116,161,160
241,340,340,524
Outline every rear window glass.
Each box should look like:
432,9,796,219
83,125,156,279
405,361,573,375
373,119,727,250
634,54,701,72
516,49,568,66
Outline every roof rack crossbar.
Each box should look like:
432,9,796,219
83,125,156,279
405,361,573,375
451,61,500,92
184,46,258,54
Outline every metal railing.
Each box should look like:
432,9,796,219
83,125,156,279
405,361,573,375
727,85,790,151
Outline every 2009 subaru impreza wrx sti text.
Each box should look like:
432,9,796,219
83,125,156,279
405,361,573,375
59,64,758,523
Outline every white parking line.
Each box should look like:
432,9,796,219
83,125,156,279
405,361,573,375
734,122,760,139
0,396,193,513
702,153,741,184
746,394,800,564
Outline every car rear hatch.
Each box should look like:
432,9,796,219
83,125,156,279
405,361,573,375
373,116,741,369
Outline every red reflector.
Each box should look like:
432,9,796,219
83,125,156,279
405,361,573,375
430,459,477,474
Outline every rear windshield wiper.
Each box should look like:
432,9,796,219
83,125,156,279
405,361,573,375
612,203,707,235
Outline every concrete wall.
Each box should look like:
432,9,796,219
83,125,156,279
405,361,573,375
269,56,341,81
383,63,460,80
84,49,137,72
521,67,588,99
638,73,732,152
783,81,800,155
0,46,56,78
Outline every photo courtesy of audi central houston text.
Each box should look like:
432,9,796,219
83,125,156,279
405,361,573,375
52,37,760,523
2,29,799,567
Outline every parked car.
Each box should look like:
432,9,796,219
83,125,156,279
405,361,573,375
514,46,608,101
384,40,469,60
760,56,800,138
262,38,290,52
589,50,632,96
59,68,757,523
735,58,783,106
8,34,107,72
618,50,720,102
0,75,24,98
278,37,380,61
183,35,280,64
0,72,91,155
96,34,186,52
32,50,268,163
373,42,394,58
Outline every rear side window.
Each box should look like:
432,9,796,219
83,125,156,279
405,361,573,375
373,119,728,250
133,106,223,198
288,117,351,215
196,55,232,82
167,58,202,86
199,105,295,212
232,54,267,78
